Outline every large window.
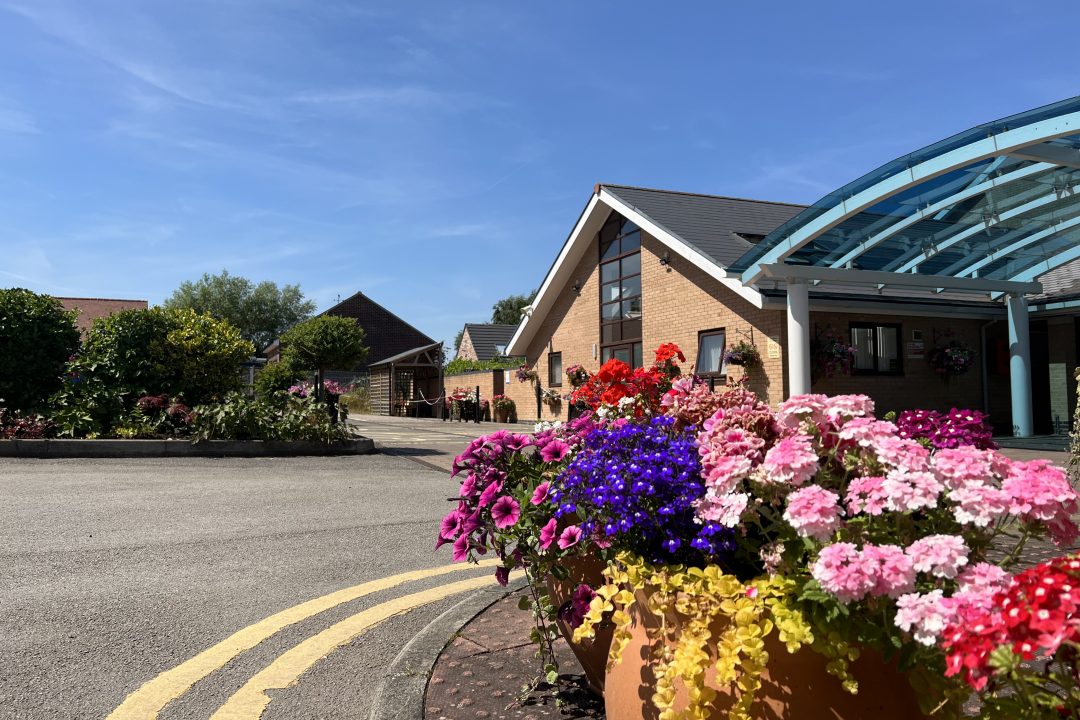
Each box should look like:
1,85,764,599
599,213,642,367
548,352,562,387
850,322,902,375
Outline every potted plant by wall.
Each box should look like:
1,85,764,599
492,394,515,423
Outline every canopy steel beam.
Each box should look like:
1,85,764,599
740,111,1080,285
826,162,1053,269
759,263,1042,296
951,215,1080,278
1007,142,1080,169
889,184,1078,273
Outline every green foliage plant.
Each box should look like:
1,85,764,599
340,386,372,415
0,288,80,412
253,357,305,398
191,392,353,443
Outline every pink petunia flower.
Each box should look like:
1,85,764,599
490,496,521,529
451,533,471,563
477,480,503,508
539,518,558,549
557,524,583,550
458,473,478,498
531,482,550,505
540,439,571,463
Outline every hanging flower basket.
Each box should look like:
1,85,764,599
928,340,975,381
811,327,856,380
516,364,539,384
722,340,761,368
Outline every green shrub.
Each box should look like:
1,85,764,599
254,358,305,398
192,392,353,443
49,307,253,436
0,289,80,412
340,387,372,415
444,357,521,375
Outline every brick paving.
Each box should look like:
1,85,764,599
424,590,602,720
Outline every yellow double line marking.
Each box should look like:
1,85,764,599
109,560,502,720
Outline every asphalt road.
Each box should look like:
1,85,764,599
0,449,494,720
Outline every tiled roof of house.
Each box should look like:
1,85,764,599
54,297,148,334
1032,257,1080,300
601,184,807,268
463,323,517,360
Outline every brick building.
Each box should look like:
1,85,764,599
55,297,149,335
504,177,1079,435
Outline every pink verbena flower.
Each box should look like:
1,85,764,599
881,469,942,512
811,542,876,603
696,491,749,527
837,417,896,449
873,435,931,473
1002,460,1079,527
762,434,819,486
776,394,830,431
862,544,916,598
895,590,953,645
949,563,1011,615
932,447,1001,490
490,496,521,529
699,454,754,495
845,475,889,516
823,394,875,425
783,486,842,540
906,535,969,578
947,482,1010,527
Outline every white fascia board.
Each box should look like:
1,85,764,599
760,295,1004,319
597,189,765,309
506,194,602,356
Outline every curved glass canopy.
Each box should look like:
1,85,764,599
732,96,1080,294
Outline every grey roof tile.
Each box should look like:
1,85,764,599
464,323,518,360
601,185,806,268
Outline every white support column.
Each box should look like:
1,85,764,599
786,280,811,398
1006,293,1034,437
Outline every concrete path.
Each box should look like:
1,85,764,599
348,415,527,473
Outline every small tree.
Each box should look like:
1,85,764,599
0,289,80,411
490,291,536,326
163,270,316,351
279,316,367,401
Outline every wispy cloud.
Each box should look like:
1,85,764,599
0,98,37,134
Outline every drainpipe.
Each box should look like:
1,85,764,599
980,318,998,416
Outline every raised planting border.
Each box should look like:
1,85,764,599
0,437,376,458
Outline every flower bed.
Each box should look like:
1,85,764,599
435,342,1077,719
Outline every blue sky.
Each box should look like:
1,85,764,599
0,1,1076,350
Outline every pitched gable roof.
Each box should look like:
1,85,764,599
601,185,805,268
463,323,517,360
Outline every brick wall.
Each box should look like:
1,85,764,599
55,297,148,334
809,311,986,415
456,331,479,361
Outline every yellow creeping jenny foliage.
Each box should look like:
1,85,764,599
574,553,852,720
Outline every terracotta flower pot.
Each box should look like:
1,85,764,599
546,555,613,696
605,593,925,720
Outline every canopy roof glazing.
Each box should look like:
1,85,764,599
732,97,1080,290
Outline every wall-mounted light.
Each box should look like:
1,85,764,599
571,279,582,293
659,251,671,266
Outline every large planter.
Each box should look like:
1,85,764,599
605,591,924,720
494,408,510,423
546,555,613,696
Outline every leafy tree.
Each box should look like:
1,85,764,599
279,316,367,400
490,290,536,326
0,289,81,411
452,328,465,359
163,270,316,351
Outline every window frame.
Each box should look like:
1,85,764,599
696,328,727,386
849,321,904,376
548,351,563,387
598,213,642,362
